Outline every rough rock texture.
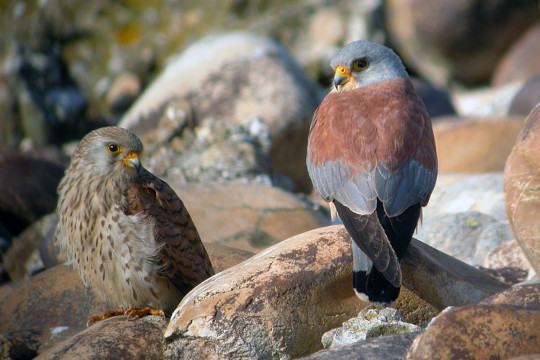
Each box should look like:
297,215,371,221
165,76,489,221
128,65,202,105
386,0,539,86
482,240,530,284
164,225,506,359
35,316,167,360
417,173,514,266
0,242,253,356
120,32,324,191
504,104,540,276
0,265,109,355
321,307,421,349
405,305,540,360
299,333,418,360
493,23,540,86
164,226,365,360
433,116,524,173
401,238,507,310
480,283,540,308
168,181,330,253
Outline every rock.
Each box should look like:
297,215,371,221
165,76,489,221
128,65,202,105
141,116,277,188
509,76,540,116
481,240,530,284
433,117,524,173
321,307,421,349
493,23,540,86
106,72,141,114
423,173,508,222
299,333,418,360
167,181,330,253
120,32,325,191
410,78,456,118
0,151,66,237
404,305,540,360
164,225,506,359
481,283,540,308
453,82,524,117
0,241,253,356
416,173,514,266
416,211,513,266
0,265,109,355
35,316,167,360
386,0,539,86
504,104,540,276
164,226,367,360
402,237,507,309
201,243,254,274
4,213,58,280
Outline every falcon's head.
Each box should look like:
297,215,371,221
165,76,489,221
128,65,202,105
330,40,408,92
70,126,143,183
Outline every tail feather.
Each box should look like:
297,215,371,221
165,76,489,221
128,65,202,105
334,201,401,287
351,239,400,305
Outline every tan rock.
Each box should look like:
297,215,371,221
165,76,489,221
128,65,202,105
504,104,540,276
169,181,330,253
0,242,252,355
405,305,540,360
433,116,524,173
0,265,109,355
36,316,166,360
402,237,508,309
481,284,540,308
164,225,507,359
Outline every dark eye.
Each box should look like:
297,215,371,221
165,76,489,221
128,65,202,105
106,143,122,155
353,58,369,71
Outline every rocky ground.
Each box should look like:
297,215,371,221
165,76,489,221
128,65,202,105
0,1,539,359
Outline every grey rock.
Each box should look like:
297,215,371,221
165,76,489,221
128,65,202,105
300,333,418,360
322,307,421,349
120,32,325,191
416,173,514,266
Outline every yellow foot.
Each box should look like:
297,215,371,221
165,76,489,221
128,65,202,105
124,306,166,320
87,309,125,326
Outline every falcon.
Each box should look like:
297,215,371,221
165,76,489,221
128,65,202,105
55,126,214,322
307,40,437,305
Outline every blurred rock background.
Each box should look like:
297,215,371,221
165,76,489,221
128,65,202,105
0,0,539,359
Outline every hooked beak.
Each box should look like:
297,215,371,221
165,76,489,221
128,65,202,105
333,65,351,90
122,151,141,172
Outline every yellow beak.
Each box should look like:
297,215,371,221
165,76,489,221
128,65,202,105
333,65,351,89
123,151,141,171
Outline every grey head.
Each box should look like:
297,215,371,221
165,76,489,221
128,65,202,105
330,40,409,91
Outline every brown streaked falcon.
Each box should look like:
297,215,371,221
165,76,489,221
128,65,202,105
307,40,437,305
55,126,214,322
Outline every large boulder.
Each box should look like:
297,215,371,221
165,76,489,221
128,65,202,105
164,225,506,359
120,32,325,191
35,317,167,360
433,117,524,173
504,104,540,276
493,23,540,86
404,304,540,360
0,243,253,356
386,0,539,86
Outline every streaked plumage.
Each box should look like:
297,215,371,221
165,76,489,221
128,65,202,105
55,126,214,317
307,41,437,304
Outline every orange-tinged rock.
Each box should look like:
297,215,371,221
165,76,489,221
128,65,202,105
504,104,540,276
405,305,540,360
